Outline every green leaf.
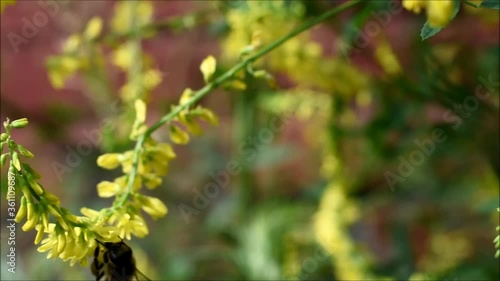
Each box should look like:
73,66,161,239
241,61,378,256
480,0,500,9
421,0,461,40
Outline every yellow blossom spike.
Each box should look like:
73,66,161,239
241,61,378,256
200,55,217,83
97,153,122,170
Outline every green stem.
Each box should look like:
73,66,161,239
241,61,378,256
463,0,480,8
236,71,258,211
120,0,362,207
146,0,361,136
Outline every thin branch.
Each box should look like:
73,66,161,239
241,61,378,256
119,0,362,208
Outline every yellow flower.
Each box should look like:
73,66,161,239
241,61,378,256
200,55,217,83
97,181,121,198
374,40,401,75
112,44,134,71
426,0,455,28
111,1,153,34
169,125,190,144
62,34,81,53
402,0,426,14
83,17,103,40
138,195,168,219
114,213,149,240
403,0,455,28
97,153,122,170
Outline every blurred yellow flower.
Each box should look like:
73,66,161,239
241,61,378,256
138,195,168,219
426,0,455,27
97,181,121,198
97,153,122,170
403,0,455,28
403,0,426,14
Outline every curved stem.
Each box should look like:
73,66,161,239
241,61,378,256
121,0,362,208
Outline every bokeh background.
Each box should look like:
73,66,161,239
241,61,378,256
1,0,499,280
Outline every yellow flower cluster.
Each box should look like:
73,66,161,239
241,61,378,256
222,0,370,97
417,231,472,274
47,17,104,89
403,0,456,28
2,119,113,266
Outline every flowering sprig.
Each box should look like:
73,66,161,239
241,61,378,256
1,118,108,266
2,0,363,268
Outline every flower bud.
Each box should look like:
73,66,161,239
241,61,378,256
11,151,21,171
169,125,190,144
83,17,103,40
0,153,7,167
138,195,168,219
15,196,27,223
97,153,121,170
10,118,29,128
97,181,120,198
200,55,217,83
34,224,45,245
17,144,34,158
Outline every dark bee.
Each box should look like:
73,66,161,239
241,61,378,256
91,239,150,281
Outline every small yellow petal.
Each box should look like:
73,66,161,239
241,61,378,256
426,0,454,28
135,99,147,124
169,125,190,144
96,181,120,198
200,55,217,83
83,17,103,40
179,88,194,106
97,153,121,169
